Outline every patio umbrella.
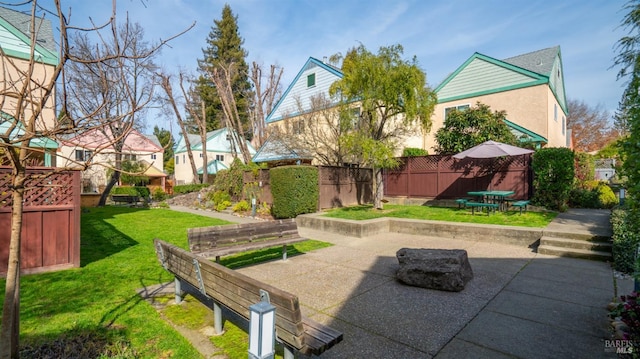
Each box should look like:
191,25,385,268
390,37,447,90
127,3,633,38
452,140,533,159
453,140,533,192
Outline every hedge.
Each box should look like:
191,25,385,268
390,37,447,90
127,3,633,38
270,166,319,219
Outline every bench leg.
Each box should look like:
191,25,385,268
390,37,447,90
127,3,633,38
282,244,288,261
283,345,295,359
215,255,221,263
213,301,224,334
175,277,185,304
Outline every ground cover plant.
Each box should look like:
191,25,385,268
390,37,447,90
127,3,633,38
1,207,227,358
324,204,557,227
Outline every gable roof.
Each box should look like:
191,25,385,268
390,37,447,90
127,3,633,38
266,57,343,123
0,111,57,149
174,127,256,156
436,46,567,113
252,136,313,164
60,127,163,152
0,6,58,65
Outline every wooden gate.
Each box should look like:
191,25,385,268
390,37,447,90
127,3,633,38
0,167,81,275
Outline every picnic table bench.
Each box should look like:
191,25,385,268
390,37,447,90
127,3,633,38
510,200,530,214
464,201,499,215
154,239,343,358
188,219,308,263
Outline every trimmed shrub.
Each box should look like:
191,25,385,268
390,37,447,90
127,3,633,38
532,148,575,211
402,147,428,157
270,166,319,219
111,186,150,199
597,183,618,209
173,183,210,194
612,208,640,274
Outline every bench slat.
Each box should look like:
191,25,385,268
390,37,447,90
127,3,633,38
198,236,307,259
302,317,344,355
156,240,307,349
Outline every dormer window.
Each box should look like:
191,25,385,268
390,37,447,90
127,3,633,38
307,73,316,87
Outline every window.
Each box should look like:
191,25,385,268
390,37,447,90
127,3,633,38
199,153,202,158
293,119,305,134
444,104,470,119
562,116,566,135
75,149,92,161
151,154,157,160
216,154,224,162
554,104,558,122
175,155,179,164
307,73,316,87
123,153,137,161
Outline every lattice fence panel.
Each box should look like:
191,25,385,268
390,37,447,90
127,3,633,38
0,169,77,208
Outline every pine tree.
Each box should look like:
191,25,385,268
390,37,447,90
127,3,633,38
197,4,252,133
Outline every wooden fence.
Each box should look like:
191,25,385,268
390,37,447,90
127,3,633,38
0,167,81,275
243,166,373,210
383,155,532,200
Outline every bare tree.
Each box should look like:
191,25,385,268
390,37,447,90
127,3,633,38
0,2,191,356
210,63,252,163
158,72,201,183
270,93,351,166
249,61,283,148
64,20,160,205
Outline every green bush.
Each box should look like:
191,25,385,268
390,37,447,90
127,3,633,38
574,152,595,186
402,147,428,157
110,186,150,199
233,200,251,212
110,186,138,196
270,166,319,219
152,188,167,201
173,184,210,194
532,148,575,211
597,183,619,209
568,188,599,208
569,182,618,209
612,208,640,274
207,190,231,205
213,158,256,201
216,200,232,212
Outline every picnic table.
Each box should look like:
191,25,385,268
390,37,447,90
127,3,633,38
467,190,515,211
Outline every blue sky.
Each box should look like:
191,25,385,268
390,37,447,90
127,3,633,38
64,0,627,131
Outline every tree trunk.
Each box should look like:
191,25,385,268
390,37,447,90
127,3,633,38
373,168,384,210
0,171,26,359
201,101,208,184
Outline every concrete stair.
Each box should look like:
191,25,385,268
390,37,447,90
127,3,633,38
537,232,612,261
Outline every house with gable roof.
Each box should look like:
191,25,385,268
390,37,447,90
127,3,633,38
57,128,166,193
262,47,568,165
0,6,59,166
173,127,256,184
428,46,568,150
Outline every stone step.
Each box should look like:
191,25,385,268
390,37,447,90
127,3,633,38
537,244,612,262
542,229,611,242
539,236,612,252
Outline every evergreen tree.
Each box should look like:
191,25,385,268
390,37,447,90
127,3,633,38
153,125,175,173
197,4,252,133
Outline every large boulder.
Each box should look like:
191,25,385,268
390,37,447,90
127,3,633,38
396,248,473,292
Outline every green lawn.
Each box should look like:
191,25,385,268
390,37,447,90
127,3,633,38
324,204,557,227
1,206,332,358
2,207,228,358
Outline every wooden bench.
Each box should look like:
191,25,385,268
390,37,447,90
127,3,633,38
510,200,530,214
464,201,499,215
154,239,343,358
110,194,141,206
188,219,308,263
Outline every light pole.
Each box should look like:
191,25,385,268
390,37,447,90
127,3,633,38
248,290,276,359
